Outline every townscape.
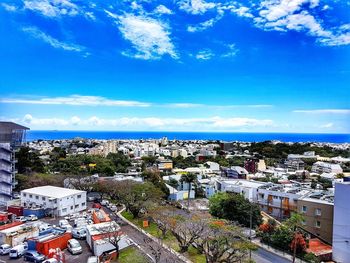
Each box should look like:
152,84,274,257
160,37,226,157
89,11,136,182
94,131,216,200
1,122,350,263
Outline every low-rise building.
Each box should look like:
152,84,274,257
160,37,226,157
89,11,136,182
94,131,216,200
298,192,334,244
312,161,343,174
20,186,86,217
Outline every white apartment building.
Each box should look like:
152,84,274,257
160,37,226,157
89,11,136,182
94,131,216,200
21,186,87,217
332,182,350,263
312,161,343,174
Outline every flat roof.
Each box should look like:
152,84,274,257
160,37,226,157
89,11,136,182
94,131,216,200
21,186,85,198
0,122,29,132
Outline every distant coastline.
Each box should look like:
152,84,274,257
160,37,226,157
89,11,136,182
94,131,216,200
26,130,350,143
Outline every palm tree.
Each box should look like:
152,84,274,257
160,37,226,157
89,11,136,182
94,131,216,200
180,173,197,211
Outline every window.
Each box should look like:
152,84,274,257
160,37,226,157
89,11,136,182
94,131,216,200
62,208,67,213
315,208,321,216
315,220,321,228
70,206,73,210
35,195,39,200
23,193,26,197
29,194,33,198
75,204,79,208
42,197,45,201
302,205,307,213
77,194,81,199
82,202,86,207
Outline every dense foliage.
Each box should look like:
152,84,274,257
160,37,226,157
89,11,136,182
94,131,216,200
209,192,262,228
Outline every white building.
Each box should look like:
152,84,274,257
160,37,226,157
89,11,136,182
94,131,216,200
332,182,350,263
20,186,87,217
312,162,343,174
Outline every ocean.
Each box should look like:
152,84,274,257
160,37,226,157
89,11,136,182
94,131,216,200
26,131,350,143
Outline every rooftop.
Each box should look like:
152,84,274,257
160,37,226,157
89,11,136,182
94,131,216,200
21,186,85,198
0,122,29,133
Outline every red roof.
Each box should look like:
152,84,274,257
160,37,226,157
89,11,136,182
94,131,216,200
0,221,23,230
306,238,332,256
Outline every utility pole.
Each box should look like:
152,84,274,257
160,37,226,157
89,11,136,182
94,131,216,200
249,202,253,260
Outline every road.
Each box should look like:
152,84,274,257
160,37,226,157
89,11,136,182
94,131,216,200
252,248,292,263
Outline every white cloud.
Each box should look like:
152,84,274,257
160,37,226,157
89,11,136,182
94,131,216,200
320,123,334,128
230,6,253,18
1,3,17,12
154,5,173,15
251,0,350,46
195,49,214,60
22,26,83,52
19,115,274,131
187,11,223,32
221,43,239,58
118,14,178,60
178,0,216,15
23,0,79,17
293,109,350,114
0,95,151,107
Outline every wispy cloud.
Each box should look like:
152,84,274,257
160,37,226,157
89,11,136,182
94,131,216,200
1,3,17,12
23,0,79,17
154,5,173,15
293,109,350,114
195,49,214,60
0,95,151,107
116,13,178,60
21,114,274,131
0,95,273,109
178,0,216,15
320,123,334,128
22,26,84,52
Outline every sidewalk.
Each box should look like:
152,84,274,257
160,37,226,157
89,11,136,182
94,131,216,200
252,238,307,263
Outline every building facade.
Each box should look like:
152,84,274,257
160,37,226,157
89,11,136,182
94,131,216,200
332,182,350,262
20,186,87,217
0,122,29,205
298,194,334,244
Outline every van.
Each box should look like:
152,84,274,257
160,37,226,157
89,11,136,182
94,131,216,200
72,228,87,239
0,244,11,255
59,219,70,228
9,243,28,258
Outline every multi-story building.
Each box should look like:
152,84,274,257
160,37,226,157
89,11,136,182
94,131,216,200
332,182,350,262
257,184,311,220
0,122,29,205
312,161,343,174
20,185,86,217
284,159,305,171
298,192,334,244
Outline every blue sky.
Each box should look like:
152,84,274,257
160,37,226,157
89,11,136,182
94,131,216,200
0,0,349,133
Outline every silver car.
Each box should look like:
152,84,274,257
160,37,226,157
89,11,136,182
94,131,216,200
67,239,82,255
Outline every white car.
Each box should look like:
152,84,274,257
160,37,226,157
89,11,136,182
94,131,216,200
59,219,70,228
0,244,11,255
101,200,109,206
15,216,27,223
110,205,117,212
43,258,59,263
25,214,38,221
67,239,82,255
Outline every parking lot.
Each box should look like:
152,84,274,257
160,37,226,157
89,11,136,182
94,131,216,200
0,208,96,263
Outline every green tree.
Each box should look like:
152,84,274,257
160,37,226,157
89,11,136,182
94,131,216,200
209,192,262,228
16,147,45,174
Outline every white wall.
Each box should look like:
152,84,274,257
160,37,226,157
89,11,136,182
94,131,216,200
333,183,350,263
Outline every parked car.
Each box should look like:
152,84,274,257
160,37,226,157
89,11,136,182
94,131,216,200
110,205,117,212
23,250,46,262
87,256,99,263
43,258,58,263
72,228,87,239
101,200,109,206
9,243,28,258
26,214,38,221
0,244,11,255
15,216,27,223
67,239,82,255
59,219,70,228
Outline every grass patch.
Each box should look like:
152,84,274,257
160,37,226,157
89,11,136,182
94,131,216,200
121,211,134,221
117,246,149,263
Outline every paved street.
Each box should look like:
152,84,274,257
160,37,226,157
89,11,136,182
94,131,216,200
252,248,292,263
